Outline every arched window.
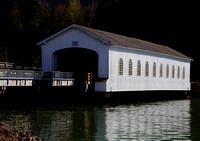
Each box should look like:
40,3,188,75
177,66,180,79
129,59,132,76
137,60,141,76
166,64,169,78
160,64,163,77
145,61,149,77
119,58,123,76
153,62,156,77
183,67,185,79
172,65,175,78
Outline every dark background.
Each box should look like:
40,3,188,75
0,0,199,80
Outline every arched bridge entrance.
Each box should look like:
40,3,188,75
54,48,98,92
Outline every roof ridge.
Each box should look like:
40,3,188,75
79,25,172,48
38,24,192,61
78,25,191,60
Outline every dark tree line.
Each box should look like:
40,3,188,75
0,0,97,64
0,0,199,80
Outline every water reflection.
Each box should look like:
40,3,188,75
0,100,196,140
190,99,200,141
32,106,99,140
105,100,191,140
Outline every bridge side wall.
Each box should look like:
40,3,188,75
105,46,191,92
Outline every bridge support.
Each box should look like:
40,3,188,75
0,86,6,94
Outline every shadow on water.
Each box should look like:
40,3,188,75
190,98,200,140
0,86,188,105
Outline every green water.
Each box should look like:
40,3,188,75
0,99,200,140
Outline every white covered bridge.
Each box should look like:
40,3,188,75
37,24,192,93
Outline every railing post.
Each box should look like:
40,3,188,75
7,69,9,86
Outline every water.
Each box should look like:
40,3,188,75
0,99,200,140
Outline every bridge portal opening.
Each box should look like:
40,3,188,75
54,48,98,89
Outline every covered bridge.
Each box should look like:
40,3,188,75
37,24,192,92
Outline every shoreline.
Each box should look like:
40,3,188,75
0,122,41,141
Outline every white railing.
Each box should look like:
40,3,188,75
0,69,42,86
0,69,42,79
0,70,75,86
53,71,74,79
52,71,75,86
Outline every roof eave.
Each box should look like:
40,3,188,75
37,24,76,46
75,25,111,46
112,45,193,62
37,24,111,46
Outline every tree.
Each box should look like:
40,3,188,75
38,0,97,35
68,0,81,23
0,0,98,64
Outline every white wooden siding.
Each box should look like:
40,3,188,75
41,28,109,79
104,45,191,92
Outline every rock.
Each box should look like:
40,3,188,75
0,122,41,141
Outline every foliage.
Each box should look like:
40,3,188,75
0,0,97,64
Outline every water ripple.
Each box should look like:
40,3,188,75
105,100,191,141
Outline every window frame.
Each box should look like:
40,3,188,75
172,65,175,78
137,60,141,76
128,59,133,76
177,66,180,79
119,58,123,76
160,63,163,78
182,67,185,79
145,61,149,77
153,62,156,77
166,64,169,78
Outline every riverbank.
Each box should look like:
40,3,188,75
0,122,41,141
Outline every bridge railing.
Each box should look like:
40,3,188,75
0,70,74,80
52,71,75,86
0,69,42,79
0,70,75,86
53,71,74,79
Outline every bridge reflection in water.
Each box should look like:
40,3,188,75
105,100,191,140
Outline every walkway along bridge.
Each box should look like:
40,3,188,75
0,69,188,102
0,70,75,94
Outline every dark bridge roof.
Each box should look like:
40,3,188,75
38,24,192,61
80,25,191,61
